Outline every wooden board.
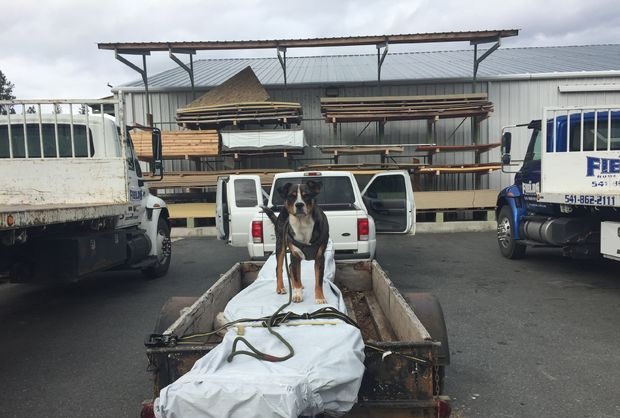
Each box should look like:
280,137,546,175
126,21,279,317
320,93,493,124
320,93,489,104
416,142,501,154
415,190,498,211
414,162,501,175
177,103,302,129
182,66,270,109
319,145,404,155
132,130,219,160
168,203,215,219
144,169,287,189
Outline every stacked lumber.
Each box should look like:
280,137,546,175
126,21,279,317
415,162,501,175
131,130,219,160
176,102,302,129
177,66,302,129
416,142,501,155
144,169,288,189
319,145,404,156
298,161,501,175
320,93,493,124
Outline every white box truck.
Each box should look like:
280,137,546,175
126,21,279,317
0,97,171,282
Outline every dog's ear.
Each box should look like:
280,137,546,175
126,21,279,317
277,183,292,199
306,180,322,194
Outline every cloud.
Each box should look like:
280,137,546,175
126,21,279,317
1,0,619,98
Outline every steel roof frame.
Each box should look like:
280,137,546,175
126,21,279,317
98,30,519,125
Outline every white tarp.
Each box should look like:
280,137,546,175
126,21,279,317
154,241,366,418
221,129,306,150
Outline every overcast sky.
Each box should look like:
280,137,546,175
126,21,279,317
2,0,620,99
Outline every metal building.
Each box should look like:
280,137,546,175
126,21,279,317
111,44,620,190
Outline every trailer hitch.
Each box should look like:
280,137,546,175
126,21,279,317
144,333,178,348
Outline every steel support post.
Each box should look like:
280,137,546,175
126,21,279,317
115,50,152,126
169,49,197,100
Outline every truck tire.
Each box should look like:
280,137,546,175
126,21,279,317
142,217,172,279
497,206,526,259
154,296,199,334
405,292,449,394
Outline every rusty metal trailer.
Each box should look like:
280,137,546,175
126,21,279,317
142,260,451,418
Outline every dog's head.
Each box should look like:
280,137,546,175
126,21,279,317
277,180,322,218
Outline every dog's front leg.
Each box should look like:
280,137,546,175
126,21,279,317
314,246,327,304
275,246,286,294
289,257,304,303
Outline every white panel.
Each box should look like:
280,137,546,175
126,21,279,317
0,158,127,206
221,130,305,149
601,222,620,260
542,152,620,200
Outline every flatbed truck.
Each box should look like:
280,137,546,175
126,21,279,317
497,105,620,260
0,97,171,282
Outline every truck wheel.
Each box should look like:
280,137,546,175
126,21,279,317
154,296,199,333
405,292,449,395
142,217,171,279
497,206,526,259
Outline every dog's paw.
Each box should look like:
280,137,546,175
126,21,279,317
292,288,304,303
214,312,230,336
276,287,287,294
315,297,327,304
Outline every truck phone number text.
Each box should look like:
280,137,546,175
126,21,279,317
564,194,616,206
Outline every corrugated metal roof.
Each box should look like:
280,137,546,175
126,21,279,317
117,45,620,91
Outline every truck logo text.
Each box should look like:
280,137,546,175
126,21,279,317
522,182,540,195
586,156,620,177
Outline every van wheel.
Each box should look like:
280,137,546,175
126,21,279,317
497,206,526,259
142,217,171,279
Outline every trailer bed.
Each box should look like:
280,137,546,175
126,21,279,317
145,260,450,417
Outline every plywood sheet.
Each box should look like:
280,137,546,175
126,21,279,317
183,66,270,109
415,190,498,210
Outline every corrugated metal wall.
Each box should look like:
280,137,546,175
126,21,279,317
122,75,620,191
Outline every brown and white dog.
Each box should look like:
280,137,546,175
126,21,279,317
262,180,329,304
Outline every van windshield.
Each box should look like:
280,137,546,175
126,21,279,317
271,176,356,209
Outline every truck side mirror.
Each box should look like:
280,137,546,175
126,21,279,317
501,132,512,165
151,128,164,177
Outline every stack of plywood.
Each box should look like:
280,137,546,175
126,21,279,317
131,130,219,160
177,66,302,129
320,93,493,124
144,169,287,189
176,102,302,129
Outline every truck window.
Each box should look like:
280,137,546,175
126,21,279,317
0,124,94,158
234,179,259,208
271,177,356,208
524,129,542,162
569,119,620,151
364,174,406,200
125,132,142,175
